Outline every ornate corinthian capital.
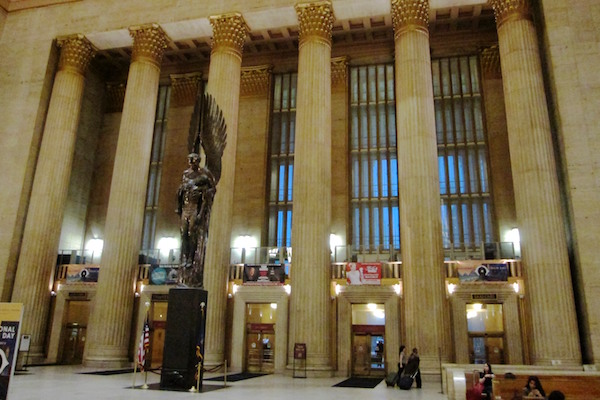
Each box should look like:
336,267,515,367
129,24,169,67
391,0,429,37
209,13,249,60
490,0,532,28
481,45,501,78
331,56,349,87
170,72,203,107
295,1,335,48
240,65,272,97
57,34,96,75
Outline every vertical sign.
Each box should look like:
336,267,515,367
0,303,24,399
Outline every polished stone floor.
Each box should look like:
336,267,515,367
9,366,449,400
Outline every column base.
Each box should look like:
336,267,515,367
82,356,131,369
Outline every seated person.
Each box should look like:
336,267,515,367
479,362,495,400
523,375,546,398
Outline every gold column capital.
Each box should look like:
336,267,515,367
56,34,96,75
481,45,501,78
331,56,349,87
240,65,272,97
209,13,249,61
490,0,532,28
128,23,169,67
295,1,335,48
105,82,126,113
391,0,429,37
170,72,203,107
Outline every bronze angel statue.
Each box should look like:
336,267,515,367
176,91,227,288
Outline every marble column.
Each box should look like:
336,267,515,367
491,0,581,366
289,0,334,376
391,0,449,371
83,24,168,367
11,35,95,360
480,45,517,242
202,13,248,367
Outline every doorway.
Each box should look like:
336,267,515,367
245,303,276,373
467,303,505,364
61,300,89,365
351,303,385,377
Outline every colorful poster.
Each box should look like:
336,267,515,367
0,303,23,400
65,265,99,283
346,262,381,285
243,264,285,285
148,266,179,285
457,261,509,282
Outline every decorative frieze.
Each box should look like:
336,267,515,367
105,82,126,113
391,0,429,37
129,23,169,68
481,45,501,78
295,1,335,48
170,72,203,107
331,56,349,87
209,13,249,60
490,0,532,28
57,34,96,75
240,65,272,97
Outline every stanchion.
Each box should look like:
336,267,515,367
132,362,138,389
141,369,149,389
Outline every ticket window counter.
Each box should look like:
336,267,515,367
351,303,385,377
61,300,89,365
467,303,505,364
245,303,277,373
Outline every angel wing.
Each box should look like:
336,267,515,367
187,91,227,183
200,93,227,183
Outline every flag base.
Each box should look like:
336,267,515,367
160,287,208,391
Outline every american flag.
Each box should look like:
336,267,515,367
137,317,150,371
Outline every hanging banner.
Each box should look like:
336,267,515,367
65,265,100,283
346,262,381,285
243,264,285,285
0,303,24,400
456,261,509,282
148,265,180,285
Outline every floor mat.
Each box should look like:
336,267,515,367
205,372,267,382
130,382,223,393
81,368,134,375
333,377,383,388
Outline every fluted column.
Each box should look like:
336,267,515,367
11,35,95,360
289,1,334,376
491,0,581,366
391,0,449,371
203,13,248,367
83,24,168,367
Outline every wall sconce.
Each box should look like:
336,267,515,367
335,284,341,296
393,282,402,297
232,283,239,295
284,284,291,295
447,283,456,295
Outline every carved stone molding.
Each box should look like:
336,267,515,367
129,23,169,68
209,13,249,61
170,72,203,107
56,34,96,75
490,0,532,28
240,65,272,97
391,0,429,38
105,82,126,113
295,1,335,48
481,45,501,78
331,56,349,87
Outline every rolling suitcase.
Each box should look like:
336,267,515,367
385,372,398,387
398,370,418,390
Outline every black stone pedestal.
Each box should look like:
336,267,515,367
160,287,208,390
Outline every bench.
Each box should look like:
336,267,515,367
491,373,600,400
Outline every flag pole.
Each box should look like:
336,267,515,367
141,302,150,389
132,350,138,388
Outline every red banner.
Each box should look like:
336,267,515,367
346,262,381,285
